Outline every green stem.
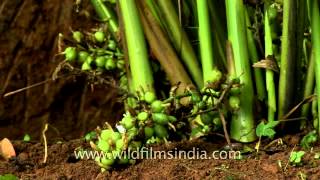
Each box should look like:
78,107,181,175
226,0,256,142
188,0,199,26
301,47,315,122
245,8,266,101
145,0,163,27
310,0,320,133
226,40,236,77
197,0,215,84
155,0,203,88
301,1,314,122
295,0,308,106
90,0,119,36
208,0,227,70
278,0,297,119
119,0,154,93
312,88,318,129
264,7,276,122
137,0,194,88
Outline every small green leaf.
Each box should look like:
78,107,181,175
0,174,18,180
289,151,305,165
265,121,280,129
301,130,318,150
264,128,276,138
297,151,305,157
289,152,297,163
256,122,265,137
256,121,279,138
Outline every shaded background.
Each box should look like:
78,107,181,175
0,0,123,141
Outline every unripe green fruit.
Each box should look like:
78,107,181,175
121,116,135,130
168,116,177,123
78,51,89,63
120,76,128,87
151,100,164,113
101,155,115,166
97,139,110,152
64,47,77,61
100,129,113,141
137,111,149,121
95,56,106,68
115,139,124,150
72,31,83,43
117,60,125,70
152,113,169,125
213,117,222,127
81,62,91,71
105,58,116,70
108,40,117,50
144,127,154,139
154,124,168,138
112,132,122,141
144,91,156,104
86,55,94,64
207,69,222,84
202,125,210,133
94,31,105,43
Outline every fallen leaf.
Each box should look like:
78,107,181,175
0,138,16,161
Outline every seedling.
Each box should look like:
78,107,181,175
300,130,318,150
289,151,305,166
256,121,279,138
255,121,279,152
64,47,77,61
23,134,31,142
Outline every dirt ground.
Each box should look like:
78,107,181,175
1,136,320,180
0,0,123,141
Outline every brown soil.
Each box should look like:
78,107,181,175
1,136,320,180
0,0,123,141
